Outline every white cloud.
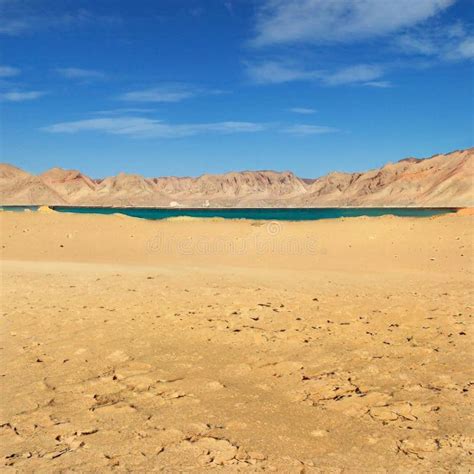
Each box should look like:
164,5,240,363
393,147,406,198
396,25,474,61
456,36,474,59
397,34,438,55
246,60,387,86
245,61,321,84
323,64,384,85
246,0,470,87
0,90,46,102
290,107,316,114
118,84,227,103
42,116,267,138
118,85,198,103
252,0,455,46
364,81,393,88
43,115,342,138
56,67,105,80
93,108,156,116
283,124,339,135
0,65,20,77
0,6,121,36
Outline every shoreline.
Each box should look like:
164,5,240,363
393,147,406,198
0,205,463,225
1,204,464,209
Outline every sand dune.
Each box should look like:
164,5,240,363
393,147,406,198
0,210,473,471
1,147,473,207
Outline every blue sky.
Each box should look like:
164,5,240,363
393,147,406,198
1,0,473,178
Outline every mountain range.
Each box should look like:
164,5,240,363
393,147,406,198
1,148,472,207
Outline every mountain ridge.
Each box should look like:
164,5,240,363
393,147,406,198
1,147,472,207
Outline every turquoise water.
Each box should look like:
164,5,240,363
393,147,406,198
1,206,457,220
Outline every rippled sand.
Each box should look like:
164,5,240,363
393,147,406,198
1,211,473,472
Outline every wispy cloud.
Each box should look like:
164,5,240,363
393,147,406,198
252,0,455,47
0,19,28,35
0,4,121,36
42,116,267,138
56,67,105,80
246,0,470,89
289,107,316,114
93,108,156,116
323,64,384,86
246,60,387,86
245,61,321,84
0,90,46,102
455,36,474,60
0,65,20,77
42,115,341,138
364,81,393,88
282,124,339,136
118,84,226,103
118,84,200,103
395,24,474,61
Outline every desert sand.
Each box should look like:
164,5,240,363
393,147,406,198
0,210,473,472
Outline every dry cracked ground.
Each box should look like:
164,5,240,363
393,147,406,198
0,212,473,472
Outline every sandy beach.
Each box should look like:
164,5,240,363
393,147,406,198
0,210,473,472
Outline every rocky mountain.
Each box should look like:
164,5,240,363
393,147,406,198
0,164,66,205
1,148,472,207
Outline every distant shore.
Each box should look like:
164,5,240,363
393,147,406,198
0,204,462,224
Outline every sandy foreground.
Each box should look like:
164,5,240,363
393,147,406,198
0,210,473,472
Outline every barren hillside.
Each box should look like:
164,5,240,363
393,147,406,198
1,148,472,207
